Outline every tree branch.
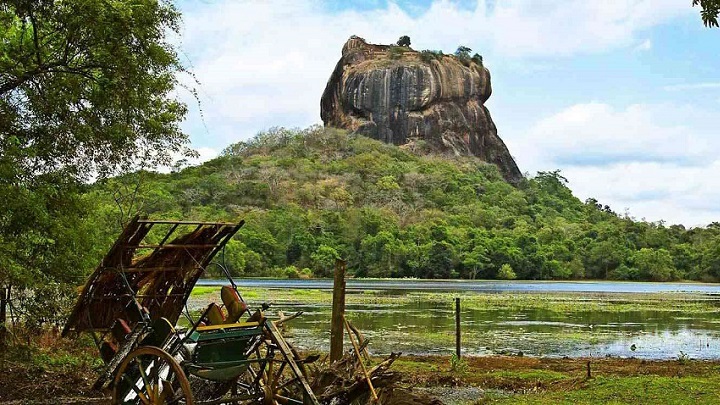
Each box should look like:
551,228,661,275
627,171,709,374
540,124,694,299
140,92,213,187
28,9,42,66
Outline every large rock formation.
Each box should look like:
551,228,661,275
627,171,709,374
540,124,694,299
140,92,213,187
321,36,522,184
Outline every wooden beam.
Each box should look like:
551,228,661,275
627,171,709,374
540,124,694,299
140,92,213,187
115,266,184,273
134,244,220,249
136,220,238,225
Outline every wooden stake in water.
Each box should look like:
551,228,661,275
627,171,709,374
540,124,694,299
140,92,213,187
455,297,461,359
330,259,346,363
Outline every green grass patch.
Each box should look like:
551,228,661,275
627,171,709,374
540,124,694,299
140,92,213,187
190,286,220,296
486,375,720,404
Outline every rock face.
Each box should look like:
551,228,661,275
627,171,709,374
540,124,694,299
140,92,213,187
321,36,522,184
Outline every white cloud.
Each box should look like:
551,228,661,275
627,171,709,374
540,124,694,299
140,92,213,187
508,103,720,226
172,0,712,225
664,82,720,91
635,39,652,51
175,0,692,148
562,162,720,226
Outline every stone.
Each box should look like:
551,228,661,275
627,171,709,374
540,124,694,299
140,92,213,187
321,36,523,184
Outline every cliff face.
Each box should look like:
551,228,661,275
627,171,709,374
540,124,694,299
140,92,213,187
321,36,522,184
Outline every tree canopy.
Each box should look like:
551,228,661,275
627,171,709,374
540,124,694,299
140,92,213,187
694,0,720,27
85,126,720,284
0,0,192,302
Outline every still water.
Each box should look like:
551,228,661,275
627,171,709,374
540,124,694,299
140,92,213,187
195,279,720,360
198,278,720,294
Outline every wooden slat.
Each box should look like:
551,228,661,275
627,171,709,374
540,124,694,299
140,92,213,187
266,321,320,405
196,321,260,332
134,244,221,249
115,266,184,273
137,220,237,225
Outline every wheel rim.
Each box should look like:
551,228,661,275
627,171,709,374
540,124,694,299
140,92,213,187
233,343,308,405
113,346,194,405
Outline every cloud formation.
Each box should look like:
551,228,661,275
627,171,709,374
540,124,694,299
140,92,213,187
176,0,692,147
509,102,720,225
173,0,715,225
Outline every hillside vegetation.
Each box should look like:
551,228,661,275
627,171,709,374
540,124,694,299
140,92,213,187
90,126,720,282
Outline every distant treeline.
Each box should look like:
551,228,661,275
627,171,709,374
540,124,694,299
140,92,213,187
89,126,720,282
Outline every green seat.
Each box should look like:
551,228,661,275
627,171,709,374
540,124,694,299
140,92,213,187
187,322,264,381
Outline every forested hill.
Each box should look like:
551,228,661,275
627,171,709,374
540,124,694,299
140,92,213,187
92,126,720,282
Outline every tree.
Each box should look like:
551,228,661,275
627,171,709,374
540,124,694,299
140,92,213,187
631,248,676,281
0,0,193,328
397,35,411,47
497,264,517,280
311,245,340,278
472,53,483,66
455,46,472,59
694,0,720,27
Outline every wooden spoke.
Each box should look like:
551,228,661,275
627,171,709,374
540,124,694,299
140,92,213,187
112,346,194,405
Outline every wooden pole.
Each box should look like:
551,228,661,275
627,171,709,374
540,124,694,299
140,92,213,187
330,259,346,363
455,297,461,359
344,316,378,402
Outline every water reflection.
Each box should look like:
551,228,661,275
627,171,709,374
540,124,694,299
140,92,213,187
190,279,720,360
262,297,720,360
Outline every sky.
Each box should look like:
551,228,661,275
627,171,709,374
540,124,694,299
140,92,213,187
173,0,720,227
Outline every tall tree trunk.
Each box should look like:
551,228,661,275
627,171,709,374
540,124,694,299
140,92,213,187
0,286,8,345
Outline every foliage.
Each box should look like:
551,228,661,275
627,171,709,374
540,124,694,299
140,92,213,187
0,0,193,328
419,50,444,63
85,126,720,282
472,53,483,66
455,45,472,59
396,35,411,47
388,46,409,59
694,0,720,27
450,353,467,372
677,350,691,364
498,264,517,280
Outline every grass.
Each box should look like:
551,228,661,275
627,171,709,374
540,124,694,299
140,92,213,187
190,286,720,315
487,375,720,404
393,356,720,404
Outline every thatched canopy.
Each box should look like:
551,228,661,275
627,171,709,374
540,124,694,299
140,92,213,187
62,216,242,337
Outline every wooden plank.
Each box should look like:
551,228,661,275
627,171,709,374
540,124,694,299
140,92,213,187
115,266,184,273
196,321,260,332
134,244,221,249
266,321,320,405
136,220,238,225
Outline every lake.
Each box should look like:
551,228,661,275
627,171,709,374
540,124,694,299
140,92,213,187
193,279,720,360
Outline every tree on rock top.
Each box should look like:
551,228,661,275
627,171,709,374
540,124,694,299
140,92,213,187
397,35,411,47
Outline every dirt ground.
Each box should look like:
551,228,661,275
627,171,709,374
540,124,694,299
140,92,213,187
2,350,719,404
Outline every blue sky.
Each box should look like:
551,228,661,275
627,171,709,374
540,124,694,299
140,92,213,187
174,0,720,226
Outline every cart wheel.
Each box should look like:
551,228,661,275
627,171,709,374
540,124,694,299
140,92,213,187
113,346,194,405
262,343,312,405
232,342,310,405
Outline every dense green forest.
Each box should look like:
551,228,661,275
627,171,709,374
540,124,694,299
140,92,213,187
88,126,720,282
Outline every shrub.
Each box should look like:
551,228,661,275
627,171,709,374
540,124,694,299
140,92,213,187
388,46,409,60
498,264,517,280
472,53,483,66
420,50,443,63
